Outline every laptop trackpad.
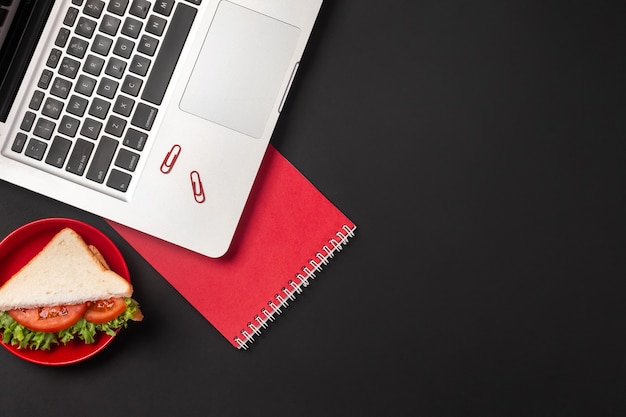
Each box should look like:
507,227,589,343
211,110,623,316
179,1,301,138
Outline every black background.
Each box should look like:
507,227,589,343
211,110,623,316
2,1,626,416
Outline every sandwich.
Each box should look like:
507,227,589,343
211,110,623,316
0,227,142,351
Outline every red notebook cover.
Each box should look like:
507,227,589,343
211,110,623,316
106,145,356,349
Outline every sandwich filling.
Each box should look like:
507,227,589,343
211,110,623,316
0,297,142,350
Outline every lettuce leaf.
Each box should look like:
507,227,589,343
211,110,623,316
0,298,141,351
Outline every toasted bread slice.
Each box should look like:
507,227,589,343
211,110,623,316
0,227,132,311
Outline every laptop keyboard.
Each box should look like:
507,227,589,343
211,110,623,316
8,0,199,196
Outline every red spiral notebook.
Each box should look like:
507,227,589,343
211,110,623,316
106,145,356,349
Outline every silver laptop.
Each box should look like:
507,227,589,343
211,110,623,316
0,0,323,257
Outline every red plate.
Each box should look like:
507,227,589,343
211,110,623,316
0,218,130,366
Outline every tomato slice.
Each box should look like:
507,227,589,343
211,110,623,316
84,298,127,324
8,303,88,332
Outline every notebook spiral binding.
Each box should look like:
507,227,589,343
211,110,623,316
234,224,357,349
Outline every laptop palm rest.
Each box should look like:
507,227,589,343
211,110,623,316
179,1,300,139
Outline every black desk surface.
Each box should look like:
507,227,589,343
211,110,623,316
1,1,625,416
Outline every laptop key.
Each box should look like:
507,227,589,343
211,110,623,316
76,16,97,38
97,77,119,98
38,69,53,89
80,117,103,139
129,0,150,18
33,118,56,140
87,136,118,183
84,0,105,19
58,115,80,137
55,28,71,47
137,34,158,56
113,36,134,59
105,56,126,78
59,56,80,78
91,34,113,55
84,54,105,75
113,95,135,116
46,49,62,68
50,77,72,99
122,16,143,38
123,128,147,150
68,37,89,58
115,148,140,171
25,139,48,161
100,14,121,35
105,114,127,137
11,133,28,153
45,136,72,167
89,97,110,119
131,102,157,130
107,0,128,16
42,97,64,119
63,7,79,26
146,15,167,36
20,112,36,131
121,74,142,96
153,0,175,17
106,169,132,192
29,91,45,110
67,94,89,116
66,138,94,175
129,54,151,76
75,74,97,96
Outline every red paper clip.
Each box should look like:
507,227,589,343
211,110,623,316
160,144,181,174
190,170,205,203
